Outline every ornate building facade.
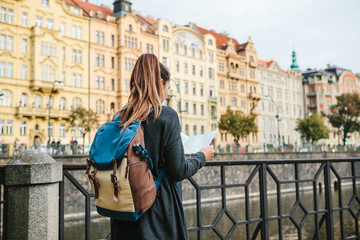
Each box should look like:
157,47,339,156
257,52,303,149
302,65,360,145
0,0,89,153
196,27,261,151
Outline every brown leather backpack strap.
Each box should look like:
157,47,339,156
111,159,120,202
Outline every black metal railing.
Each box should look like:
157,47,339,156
59,158,360,240
0,166,6,240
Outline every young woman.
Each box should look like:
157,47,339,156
111,54,214,239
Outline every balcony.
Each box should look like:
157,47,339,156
209,96,217,103
307,92,316,97
227,71,240,80
249,61,258,68
248,92,261,101
15,106,70,119
30,80,64,94
308,104,317,109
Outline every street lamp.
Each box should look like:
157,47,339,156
48,80,63,142
263,95,281,148
167,79,188,131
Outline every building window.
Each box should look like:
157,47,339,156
192,65,196,75
175,81,180,93
201,125,204,134
185,102,189,113
193,125,197,135
21,65,27,80
7,120,13,135
163,25,168,32
184,63,188,74
96,54,99,66
183,45,187,55
20,93,27,107
129,24,132,32
72,49,76,62
7,9,13,24
42,0,49,6
0,120,4,135
208,39,213,45
200,85,204,96
60,123,66,137
7,63,13,78
20,121,27,135
191,48,195,57
193,104,197,115
185,124,189,135
0,35,5,50
0,90,12,107
60,22,65,36
62,71,65,84
232,97,237,106
177,101,181,112
111,57,115,69
250,70,255,79
36,16,43,27
100,55,104,67
41,66,56,81
201,105,204,116
0,62,5,77
22,39,28,53
220,80,224,89
163,39,169,51
192,84,196,95
175,43,179,53
62,47,65,60
208,52,214,62
72,98,82,110
220,97,225,106
72,73,76,87
22,12,28,27
96,100,105,114
60,98,66,110
77,50,82,64
48,122,53,137
46,19,54,29
111,79,115,91
184,82,188,94
72,26,82,40
199,67,203,77
100,77,104,89
1,8,6,23
7,36,13,51
100,32,104,45
77,74,82,87
71,125,76,137
199,50,203,59
176,61,179,72
111,34,115,47
78,126,83,137
162,57,169,68
209,68,214,79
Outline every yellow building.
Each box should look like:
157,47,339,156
141,20,218,137
197,27,261,151
0,0,89,153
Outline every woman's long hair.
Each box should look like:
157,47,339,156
117,54,166,131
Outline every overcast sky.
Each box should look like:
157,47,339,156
94,0,360,74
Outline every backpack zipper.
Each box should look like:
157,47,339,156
125,161,145,178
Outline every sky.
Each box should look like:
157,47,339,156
93,0,360,74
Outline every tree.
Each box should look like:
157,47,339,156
69,107,99,153
295,114,330,144
218,110,258,144
326,93,360,145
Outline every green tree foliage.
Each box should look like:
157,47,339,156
218,110,258,144
68,107,99,153
296,114,330,144
326,93,360,145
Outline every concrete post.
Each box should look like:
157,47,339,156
5,150,62,240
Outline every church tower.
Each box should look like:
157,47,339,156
113,0,132,17
290,50,300,70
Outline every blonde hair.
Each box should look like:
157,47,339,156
117,54,164,131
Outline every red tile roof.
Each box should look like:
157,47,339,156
136,14,157,25
196,26,247,51
257,58,274,68
64,0,113,19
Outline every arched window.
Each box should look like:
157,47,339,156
0,90,13,107
110,102,115,113
20,93,27,107
232,97,237,106
129,24,132,32
96,99,104,114
185,124,189,135
34,94,42,108
59,97,66,110
72,97,82,110
208,39,213,46
46,96,53,109
162,25,168,32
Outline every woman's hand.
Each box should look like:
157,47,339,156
200,145,215,161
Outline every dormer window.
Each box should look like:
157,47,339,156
129,24,132,32
208,39,213,46
163,25,168,32
96,10,102,19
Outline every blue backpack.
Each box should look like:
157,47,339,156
87,110,164,221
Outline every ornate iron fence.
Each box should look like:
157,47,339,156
59,158,360,240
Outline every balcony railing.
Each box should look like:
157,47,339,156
1,157,359,240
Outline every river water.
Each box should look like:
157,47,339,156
65,186,359,239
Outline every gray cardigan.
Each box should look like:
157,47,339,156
111,106,206,240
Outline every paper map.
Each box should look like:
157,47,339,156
180,131,217,154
